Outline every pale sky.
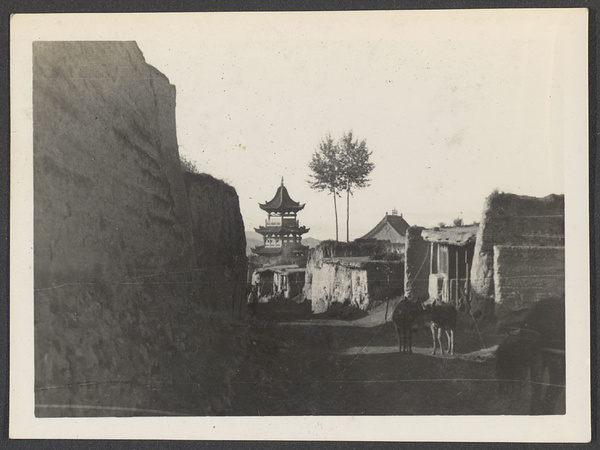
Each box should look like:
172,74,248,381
127,10,585,241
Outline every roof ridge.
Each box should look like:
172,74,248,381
358,214,410,241
259,182,305,212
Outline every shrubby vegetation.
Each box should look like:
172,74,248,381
180,154,200,174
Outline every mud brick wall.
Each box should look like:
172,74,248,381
303,240,379,302
309,262,370,313
493,245,565,328
33,41,246,416
306,260,402,314
469,192,564,321
404,226,430,301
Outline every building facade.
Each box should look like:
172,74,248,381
404,224,478,310
421,225,478,308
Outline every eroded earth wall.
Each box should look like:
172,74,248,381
469,192,564,322
493,245,565,328
303,241,403,313
309,261,370,313
404,226,429,301
184,172,247,317
33,41,246,416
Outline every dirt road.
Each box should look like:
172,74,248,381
226,298,540,416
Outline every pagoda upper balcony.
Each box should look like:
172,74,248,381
265,217,300,228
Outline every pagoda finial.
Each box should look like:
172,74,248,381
281,176,284,186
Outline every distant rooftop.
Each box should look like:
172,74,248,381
359,212,410,243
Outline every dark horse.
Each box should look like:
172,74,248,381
392,297,423,353
495,296,565,414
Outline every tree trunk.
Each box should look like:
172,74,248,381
333,188,339,241
346,181,350,242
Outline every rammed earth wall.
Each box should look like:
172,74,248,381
493,245,565,328
469,192,564,323
184,172,247,317
309,262,370,313
34,41,247,416
404,226,430,301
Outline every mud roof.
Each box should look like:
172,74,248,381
324,256,403,269
421,225,479,247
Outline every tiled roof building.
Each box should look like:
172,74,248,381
252,178,309,261
358,210,410,244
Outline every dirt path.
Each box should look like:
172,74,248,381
225,299,536,416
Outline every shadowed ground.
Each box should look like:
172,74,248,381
146,297,564,416
219,298,563,416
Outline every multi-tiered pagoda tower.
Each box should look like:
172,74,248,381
252,178,309,264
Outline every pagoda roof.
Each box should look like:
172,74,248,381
255,225,309,235
259,179,305,213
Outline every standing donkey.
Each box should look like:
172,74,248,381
423,300,457,355
392,296,423,354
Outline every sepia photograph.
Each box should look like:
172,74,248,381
9,9,590,441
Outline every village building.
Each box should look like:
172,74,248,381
299,211,409,314
422,225,478,307
302,238,404,314
404,192,565,328
357,209,410,245
404,225,478,309
306,254,403,314
252,265,307,300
